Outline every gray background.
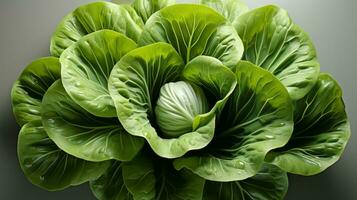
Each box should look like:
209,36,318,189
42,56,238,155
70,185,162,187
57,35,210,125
0,0,356,199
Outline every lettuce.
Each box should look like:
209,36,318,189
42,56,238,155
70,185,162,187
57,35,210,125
12,1,350,199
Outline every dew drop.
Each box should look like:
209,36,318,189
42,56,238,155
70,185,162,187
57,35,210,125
235,161,245,169
75,82,81,87
265,135,275,139
205,169,214,175
40,176,45,181
24,162,33,168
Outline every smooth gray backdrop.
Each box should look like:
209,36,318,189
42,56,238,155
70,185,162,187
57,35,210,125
0,0,356,199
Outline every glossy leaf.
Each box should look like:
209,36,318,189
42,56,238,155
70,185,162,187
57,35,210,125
90,161,133,200
266,74,351,175
233,5,320,100
203,164,288,200
11,57,60,126
50,2,143,57
60,30,137,117
109,43,216,159
183,56,237,128
132,0,175,23
200,0,249,22
42,80,144,162
139,4,244,68
174,61,294,182
122,153,205,200
18,121,109,191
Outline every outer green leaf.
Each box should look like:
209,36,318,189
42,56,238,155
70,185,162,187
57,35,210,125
132,0,175,23
11,57,60,126
233,5,320,100
42,80,144,162
90,161,133,200
18,121,109,191
109,43,216,159
122,152,205,200
139,4,244,68
200,0,249,22
266,74,351,175
183,56,237,128
203,164,288,200
174,61,294,182
50,2,143,57
60,30,137,117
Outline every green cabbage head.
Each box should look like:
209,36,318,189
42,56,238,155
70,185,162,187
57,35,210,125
12,0,350,199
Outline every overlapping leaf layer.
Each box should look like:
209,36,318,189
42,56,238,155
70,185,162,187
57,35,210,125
12,1,350,200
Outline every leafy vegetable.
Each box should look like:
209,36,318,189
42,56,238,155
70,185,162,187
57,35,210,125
13,0,350,199
108,43,216,159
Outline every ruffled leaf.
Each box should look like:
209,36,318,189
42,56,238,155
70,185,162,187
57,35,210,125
60,30,137,117
174,61,293,182
18,121,109,191
139,4,243,68
266,74,351,175
50,2,143,57
11,57,61,126
42,80,144,162
233,5,320,100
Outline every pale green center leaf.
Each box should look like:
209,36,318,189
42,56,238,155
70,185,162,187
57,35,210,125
155,81,209,138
